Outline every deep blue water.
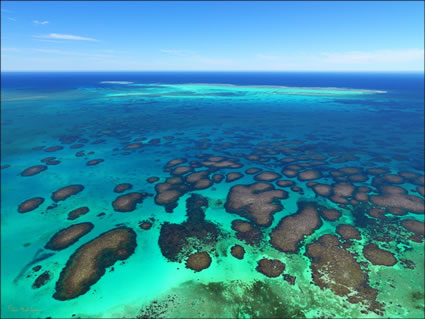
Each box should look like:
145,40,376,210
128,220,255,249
2,71,424,91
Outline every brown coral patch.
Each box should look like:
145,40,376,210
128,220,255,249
378,185,407,195
380,174,405,184
230,245,246,259
276,180,295,187
185,170,209,184
21,165,47,176
370,193,424,214
397,170,418,180
319,208,341,221
112,192,147,212
354,192,369,201
387,207,407,216
158,194,220,261
417,186,425,197
52,184,84,202
231,219,262,245
245,168,262,175
86,159,104,166
201,157,242,169
139,221,153,230
41,156,56,163
412,175,425,186
32,271,51,289
330,170,344,177
348,175,369,183
165,158,187,168
246,154,260,161
306,235,382,314
291,186,303,193
336,225,361,240
45,222,94,251
185,251,212,272
46,159,61,165
226,172,243,183
372,174,404,187
368,208,386,219
165,177,183,185
312,184,332,197
212,174,224,183
67,207,90,220
91,139,105,145
332,183,355,197
225,183,287,227
59,135,78,144
256,258,285,278
154,187,182,212
270,202,322,253
401,219,424,236
329,195,349,204
114,183,133,193
18,197,44,213
283,274,296,285
155,183,172,193
45,146,64,152
366,168,390,176
408,235,423,243
337,167,363,175
286,165,302,171
171,166,193,175
357,186,372,193
193,179,213,190
53,227,136,300
282,169,297,178
363,243,397,266
147,177,159,184
254,171,281,182
124,143,143,150
297,169,322,181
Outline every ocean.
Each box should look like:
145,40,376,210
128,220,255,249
1,71,424,318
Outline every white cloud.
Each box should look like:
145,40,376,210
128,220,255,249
33,33,98,41
33,20,49,25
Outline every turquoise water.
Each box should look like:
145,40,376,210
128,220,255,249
1,72,424,318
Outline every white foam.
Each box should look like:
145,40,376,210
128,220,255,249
2,95,48,101
100,81,134,84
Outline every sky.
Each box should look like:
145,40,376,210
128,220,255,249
1,1,424,71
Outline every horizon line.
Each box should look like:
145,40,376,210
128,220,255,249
1,70,424,73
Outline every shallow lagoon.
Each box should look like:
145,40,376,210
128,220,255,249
1,72,424,318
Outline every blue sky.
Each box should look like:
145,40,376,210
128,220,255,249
1,1,424,71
